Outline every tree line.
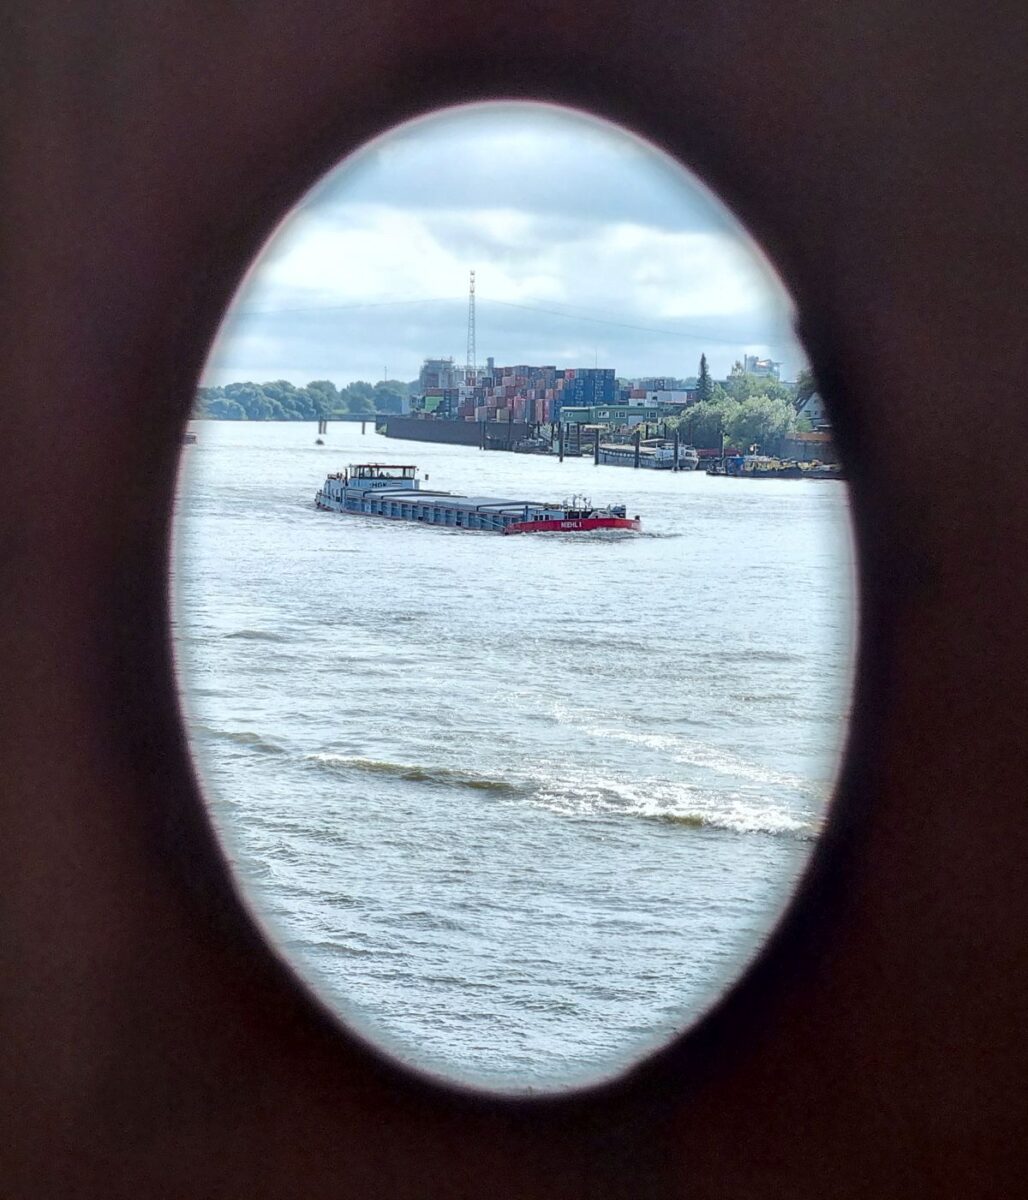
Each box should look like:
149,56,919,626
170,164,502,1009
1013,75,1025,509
193,359,819,454
664,356,815,453
193,379,410,421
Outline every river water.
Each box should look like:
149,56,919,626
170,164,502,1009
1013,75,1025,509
172,420,855,1090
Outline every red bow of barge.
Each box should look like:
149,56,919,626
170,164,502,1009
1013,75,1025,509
315,464,640,535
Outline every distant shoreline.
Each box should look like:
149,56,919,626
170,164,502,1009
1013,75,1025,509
190,414,382,422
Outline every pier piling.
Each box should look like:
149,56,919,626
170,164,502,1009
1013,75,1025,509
673,429,680,472
633,428,641,469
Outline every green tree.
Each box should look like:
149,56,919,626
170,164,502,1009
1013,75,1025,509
677,398,738,449
346,393,376,415
724,395,797,453
337,381,378,416
206,397,247,419
696,353,714,404
306,380,338,416
723,369,793,406
192,385,224,417
261,379,298,404
373,380,407,414
223,382,283,419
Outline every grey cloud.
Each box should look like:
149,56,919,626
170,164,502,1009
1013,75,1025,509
207,106,802,387
402,210,601,265
209,297,799,387
310,109,738,235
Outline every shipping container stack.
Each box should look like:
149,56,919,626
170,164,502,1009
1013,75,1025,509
411,360,618,428
552,368,616,421
413,387,461,419
462,362,559,425
412,358,466,419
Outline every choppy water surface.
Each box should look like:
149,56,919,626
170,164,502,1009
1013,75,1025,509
173,420,854,1089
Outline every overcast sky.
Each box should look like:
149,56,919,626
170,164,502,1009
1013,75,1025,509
203,103,805,388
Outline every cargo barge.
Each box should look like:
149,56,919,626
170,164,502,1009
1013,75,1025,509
315,463,641,534
598,439,699,469
708,455,845,480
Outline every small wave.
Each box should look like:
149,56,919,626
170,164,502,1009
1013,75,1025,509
306,754,523,796
550,708,817,796
284,747,815,840
647,807,814,839
652,813,707,829
548,634,653,653
223,629,290,643
721,648,800,664
549,700,815,792
190,725,286,755
199,731,817,839
532,776,814,839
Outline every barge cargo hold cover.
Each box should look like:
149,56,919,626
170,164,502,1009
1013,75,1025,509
315,464,641,535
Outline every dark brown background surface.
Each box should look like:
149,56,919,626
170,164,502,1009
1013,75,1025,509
1,2,1026,1196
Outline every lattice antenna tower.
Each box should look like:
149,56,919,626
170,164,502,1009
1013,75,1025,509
465,269,476,381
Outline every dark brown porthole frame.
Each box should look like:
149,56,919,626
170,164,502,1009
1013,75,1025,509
1,2,1026,1197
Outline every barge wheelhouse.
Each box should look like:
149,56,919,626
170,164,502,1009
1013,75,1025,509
315,464,641,534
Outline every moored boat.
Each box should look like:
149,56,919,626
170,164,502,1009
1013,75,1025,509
511,436,552,454
721,455,845,479
315,463,641,534
598,439,698,469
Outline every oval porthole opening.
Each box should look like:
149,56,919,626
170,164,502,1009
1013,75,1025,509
173,101,856,1093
